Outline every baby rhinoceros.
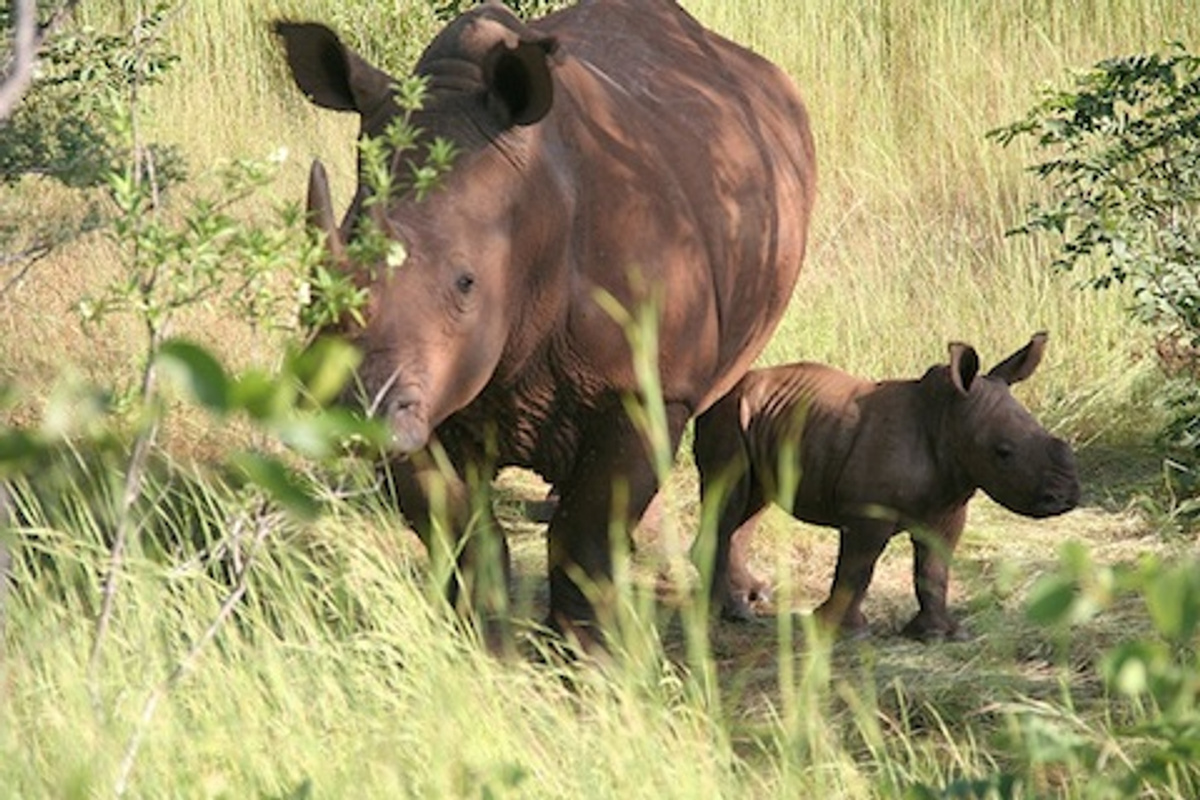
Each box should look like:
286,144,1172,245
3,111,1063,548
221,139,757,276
693,333,1081,641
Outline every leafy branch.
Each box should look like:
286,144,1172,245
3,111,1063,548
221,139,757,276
991,45,1200,340
992,43,1200,507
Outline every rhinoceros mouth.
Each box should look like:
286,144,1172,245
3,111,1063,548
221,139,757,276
1010,477,1081,519
384,393,431,455
363,375,431,455
359,363,431,454
1034,485,1081,517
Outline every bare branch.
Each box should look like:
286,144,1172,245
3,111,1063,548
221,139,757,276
0,239,53,299
113,504,276,796
0,0,37,120
0,0,83,121
0,481,13,667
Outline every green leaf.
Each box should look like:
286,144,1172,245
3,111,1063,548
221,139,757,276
1026,574,1079,626
40,380,111,439
386,240,408,269
1144,564,1200,641
157,339,231,413
231,452,320,521
287,338,361,408
273,408,388,460
0,429,44,472
1101,641,1166,696
230,369,295,422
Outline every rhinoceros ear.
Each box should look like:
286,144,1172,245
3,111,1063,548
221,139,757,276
948,342,981,396
987,332,1048,385
482,36,558,127
274,21,394,117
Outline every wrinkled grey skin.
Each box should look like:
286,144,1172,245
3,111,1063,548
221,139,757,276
694,333,1081,640
275,0,816,647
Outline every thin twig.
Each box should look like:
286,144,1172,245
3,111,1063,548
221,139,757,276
0,481,14,662
113,504,275,797
87,4,166,692
0,242,52,301
0,240,52,270
87,329,163,690
1,208,108,303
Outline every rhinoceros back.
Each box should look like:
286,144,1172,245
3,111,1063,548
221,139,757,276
538,0,816,415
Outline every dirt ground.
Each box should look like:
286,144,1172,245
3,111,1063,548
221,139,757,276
489,440,1185,724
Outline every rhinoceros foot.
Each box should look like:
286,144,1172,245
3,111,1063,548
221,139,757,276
719,579,774,623
901,612,972,643
720,596,763,624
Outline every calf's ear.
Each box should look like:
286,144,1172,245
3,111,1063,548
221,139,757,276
274,21,395,118
483,36,558,127
987,332,1048,385
948,342,980,395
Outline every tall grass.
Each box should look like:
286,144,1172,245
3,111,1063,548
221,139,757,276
690,0,1195,438
11,0,1191,442
4,1,1199,797
1,456,888,797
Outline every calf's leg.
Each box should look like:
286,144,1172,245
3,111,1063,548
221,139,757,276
693,400,768,621
727,517,772,611
902,505,969,641
813,518,894,637
707,505,767,622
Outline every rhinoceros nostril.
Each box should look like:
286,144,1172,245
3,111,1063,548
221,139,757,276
1034,478,1080,515
387,394,418,419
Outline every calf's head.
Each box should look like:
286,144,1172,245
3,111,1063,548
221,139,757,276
931,332,1080,518
276,8,561,453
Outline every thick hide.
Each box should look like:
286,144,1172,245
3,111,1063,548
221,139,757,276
276,0,816,645
694,333,1080,640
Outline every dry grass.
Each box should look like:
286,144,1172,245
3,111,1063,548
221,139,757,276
4,1,1199,795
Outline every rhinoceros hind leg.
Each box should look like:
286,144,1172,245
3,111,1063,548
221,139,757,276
719,591,761,623
693,397,770,624
813,596,871,638
726,521,772,613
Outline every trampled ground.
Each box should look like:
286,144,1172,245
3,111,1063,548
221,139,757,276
492,438,1179,736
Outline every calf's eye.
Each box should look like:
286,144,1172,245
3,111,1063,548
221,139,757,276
995,441,1015,460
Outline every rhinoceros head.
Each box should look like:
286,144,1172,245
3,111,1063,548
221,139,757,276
276,7,562,453
938,333,1081,518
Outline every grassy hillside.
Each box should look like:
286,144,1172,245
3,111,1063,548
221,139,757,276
3,1,1199,797
6,0,1184,442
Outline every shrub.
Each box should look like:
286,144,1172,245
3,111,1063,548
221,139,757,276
992,44,1200,522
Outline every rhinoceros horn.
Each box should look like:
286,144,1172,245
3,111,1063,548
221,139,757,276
306,158,344,263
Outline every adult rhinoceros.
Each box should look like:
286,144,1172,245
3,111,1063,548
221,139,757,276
276,0,816,646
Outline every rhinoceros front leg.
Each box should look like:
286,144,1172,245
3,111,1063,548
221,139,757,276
902,505,969,641
384,444,509,627
546,402,691,649
813,518,894,637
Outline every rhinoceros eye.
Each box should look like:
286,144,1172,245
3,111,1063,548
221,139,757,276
455,272,476,295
